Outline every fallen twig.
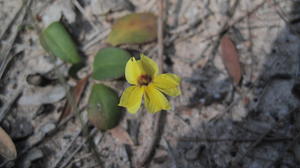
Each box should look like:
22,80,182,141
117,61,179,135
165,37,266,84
137,111,166,167
136,0,165,167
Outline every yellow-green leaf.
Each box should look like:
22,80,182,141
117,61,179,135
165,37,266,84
107,13,157,46
40,22,82,64
0,127,17,160
88,84,122,131
92,47,131,80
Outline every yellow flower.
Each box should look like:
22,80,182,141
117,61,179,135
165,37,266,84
118,54,181,113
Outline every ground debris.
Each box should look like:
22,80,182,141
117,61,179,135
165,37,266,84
1,0,300,167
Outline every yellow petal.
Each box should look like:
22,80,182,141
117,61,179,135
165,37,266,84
139,54,159,77
125,57,143,85
153,73,181,96
144,84,170,113
119,86,144,114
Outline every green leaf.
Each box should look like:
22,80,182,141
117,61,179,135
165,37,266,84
88,84,122,131
40,22,82,64
92,47,131,80
107,13,157,46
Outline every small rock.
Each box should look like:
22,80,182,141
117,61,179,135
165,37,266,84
10,118,33,140
18,85,66,105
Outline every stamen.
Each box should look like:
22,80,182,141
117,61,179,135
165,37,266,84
138,75,152,86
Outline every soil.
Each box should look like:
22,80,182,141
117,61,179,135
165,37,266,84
1,0,300,168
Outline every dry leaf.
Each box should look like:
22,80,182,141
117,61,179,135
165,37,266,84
0,127,17,160
107,13,157,46
109,126,134,145
59,75,89,122
220,35,242,85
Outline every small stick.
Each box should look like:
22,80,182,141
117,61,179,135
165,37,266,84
136,0,165,167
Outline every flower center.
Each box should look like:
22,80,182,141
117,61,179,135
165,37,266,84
138,75,152,86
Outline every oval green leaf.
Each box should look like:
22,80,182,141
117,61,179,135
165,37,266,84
92,47,131,80
107,13,157,46
40,22,82,64
88,84,122,131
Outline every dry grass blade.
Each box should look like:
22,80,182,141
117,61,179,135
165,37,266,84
220,35,242,85
0,127,17,160
59,74,90,122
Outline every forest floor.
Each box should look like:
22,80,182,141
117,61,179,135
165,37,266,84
1,0,300,168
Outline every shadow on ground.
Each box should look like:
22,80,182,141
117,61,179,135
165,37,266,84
157,1,300,168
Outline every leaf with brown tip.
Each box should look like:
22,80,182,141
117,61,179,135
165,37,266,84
107,13,157,46
220,35,242,85
0,127,17,160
